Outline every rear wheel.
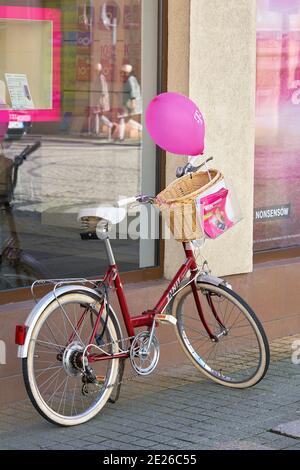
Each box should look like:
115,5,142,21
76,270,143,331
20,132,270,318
23,292,119,426
174,282,269,388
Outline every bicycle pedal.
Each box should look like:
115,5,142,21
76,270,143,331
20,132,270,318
155,314,177,326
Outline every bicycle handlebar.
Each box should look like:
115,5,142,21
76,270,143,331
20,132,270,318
117,196,137,207
26,141,41,156
12,141,42,192
117,195,155,207
14,141,41,166
117,157,214,208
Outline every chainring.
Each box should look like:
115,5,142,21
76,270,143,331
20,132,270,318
130,331,160,376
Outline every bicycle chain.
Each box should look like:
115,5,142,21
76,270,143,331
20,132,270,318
81,333,180,393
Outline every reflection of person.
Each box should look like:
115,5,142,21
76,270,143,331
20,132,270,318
89,63,116,139
117,64,142,141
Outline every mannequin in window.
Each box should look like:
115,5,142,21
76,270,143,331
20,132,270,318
89,63,116,139
117,64,142,141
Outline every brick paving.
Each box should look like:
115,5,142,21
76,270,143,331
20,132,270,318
0,335,300,450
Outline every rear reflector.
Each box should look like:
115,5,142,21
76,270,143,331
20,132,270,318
15,325,26,345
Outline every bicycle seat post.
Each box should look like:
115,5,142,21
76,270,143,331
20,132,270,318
97,220,116,267
103,237,116,267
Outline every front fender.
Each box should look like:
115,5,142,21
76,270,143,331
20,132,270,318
168,273,231,317
197,273,231,289
18,285,123,359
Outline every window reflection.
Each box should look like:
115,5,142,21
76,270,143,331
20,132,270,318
0,0,159,291
255,0,300,251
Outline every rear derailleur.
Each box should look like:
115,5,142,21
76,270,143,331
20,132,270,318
81,366,103,396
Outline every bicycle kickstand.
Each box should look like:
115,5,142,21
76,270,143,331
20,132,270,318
108,358,126,404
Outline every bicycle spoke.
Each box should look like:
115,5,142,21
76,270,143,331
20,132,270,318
44,319,66,350
71,382,77,416
35,362,62,378
35,339,65,350
37,367,64,394
181,321,210,338
57,376,69,414
46,370,68,403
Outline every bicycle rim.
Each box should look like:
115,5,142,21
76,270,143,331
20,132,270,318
24,292,120,426
174,283,269,388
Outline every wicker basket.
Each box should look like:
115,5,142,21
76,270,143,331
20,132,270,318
156,169,223,241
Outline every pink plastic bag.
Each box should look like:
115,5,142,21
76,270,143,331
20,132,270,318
199,188,234,239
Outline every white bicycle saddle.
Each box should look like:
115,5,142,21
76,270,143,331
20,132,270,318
78,207,126,225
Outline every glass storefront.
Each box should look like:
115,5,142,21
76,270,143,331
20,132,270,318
255,0,300,251
0,0,161,291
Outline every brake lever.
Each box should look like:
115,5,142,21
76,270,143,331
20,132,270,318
136,195,156,204
195,156,213,170
176,157,214,179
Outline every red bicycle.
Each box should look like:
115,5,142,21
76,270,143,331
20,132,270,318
16,163,269,426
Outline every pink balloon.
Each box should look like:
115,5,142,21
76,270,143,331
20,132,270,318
146,92,205,156
0,100,9,143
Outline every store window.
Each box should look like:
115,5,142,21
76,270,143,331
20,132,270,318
0,0,161,291
255,0,300,251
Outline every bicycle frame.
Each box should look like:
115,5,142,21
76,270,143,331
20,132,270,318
86,239,216,363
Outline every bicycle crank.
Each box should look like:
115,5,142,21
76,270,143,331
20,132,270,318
130,331,160,376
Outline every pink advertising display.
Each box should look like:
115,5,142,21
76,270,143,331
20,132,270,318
0,6,61,123
194,178,242,240
198,188,234,239
255,0,300,251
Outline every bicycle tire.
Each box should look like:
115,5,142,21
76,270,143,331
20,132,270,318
173,282,270,388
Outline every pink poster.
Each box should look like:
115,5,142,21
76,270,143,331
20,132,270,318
0,6,61,123
255,0,300,251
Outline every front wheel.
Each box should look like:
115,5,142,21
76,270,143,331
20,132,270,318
23,291,120,426
173,282,269,388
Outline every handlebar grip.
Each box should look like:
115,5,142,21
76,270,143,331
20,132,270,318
117,197,137,207
26,141,41,156
16,141,42,163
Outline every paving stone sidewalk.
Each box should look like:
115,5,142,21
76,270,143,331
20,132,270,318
1,335,300,450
